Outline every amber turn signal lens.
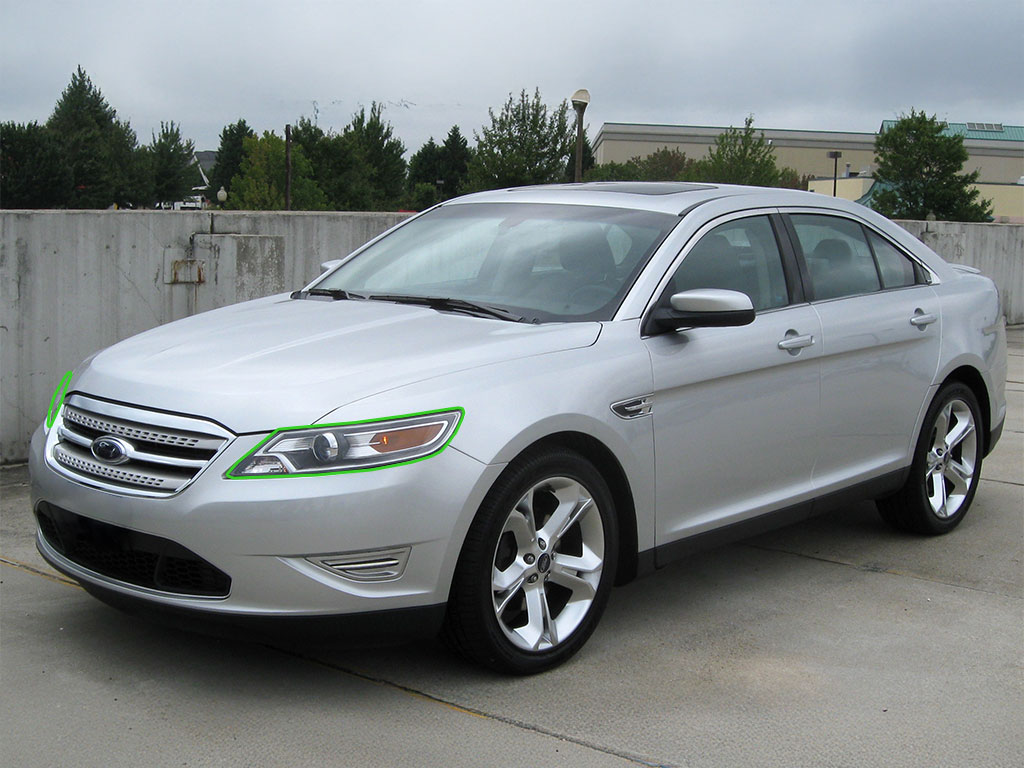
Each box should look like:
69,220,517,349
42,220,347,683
370,423,444,453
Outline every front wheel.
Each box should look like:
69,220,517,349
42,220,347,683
878,382,984,535
444,449,618,674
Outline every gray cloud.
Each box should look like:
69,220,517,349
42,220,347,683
2,0,1021,154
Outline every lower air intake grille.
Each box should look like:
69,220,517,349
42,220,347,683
36,502,231,597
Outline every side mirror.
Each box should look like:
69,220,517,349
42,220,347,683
645,289,755,334
320,259,342,274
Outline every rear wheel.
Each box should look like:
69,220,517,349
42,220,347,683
878,382,983,534
444,449,618,674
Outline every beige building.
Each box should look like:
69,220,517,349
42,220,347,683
593,120,1024,221
804,177,1024,223
594,123,878,180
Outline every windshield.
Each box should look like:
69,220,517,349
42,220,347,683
315,202,678,322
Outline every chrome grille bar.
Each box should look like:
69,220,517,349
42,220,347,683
53,443,187,491
62,405,225,450
47,395,233,497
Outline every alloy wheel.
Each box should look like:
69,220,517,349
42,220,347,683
925,397,978,519
490,476,605,652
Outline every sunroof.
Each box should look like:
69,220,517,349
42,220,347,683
509,182,716,196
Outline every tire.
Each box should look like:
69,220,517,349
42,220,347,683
444,449,618,674
878,382,984,535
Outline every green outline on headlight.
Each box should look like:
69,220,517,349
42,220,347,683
46,370,74,429
224,406,465,479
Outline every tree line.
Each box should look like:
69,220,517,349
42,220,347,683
0,68,990,221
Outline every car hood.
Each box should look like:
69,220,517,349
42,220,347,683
74,295,601,433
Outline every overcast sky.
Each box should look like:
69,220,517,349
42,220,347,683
2,0,1022,156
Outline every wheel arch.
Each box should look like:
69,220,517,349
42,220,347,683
509,431,640,586
939,365,992,455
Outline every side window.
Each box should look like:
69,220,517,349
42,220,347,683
670,216,789,312
868,230,919,289
790,215,881,300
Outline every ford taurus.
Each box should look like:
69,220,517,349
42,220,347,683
30,182,1008,673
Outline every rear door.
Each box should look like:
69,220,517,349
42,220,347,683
782,212,941,491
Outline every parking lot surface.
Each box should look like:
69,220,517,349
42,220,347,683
2,328,1021,768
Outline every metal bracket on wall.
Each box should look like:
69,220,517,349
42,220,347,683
163,247,206,284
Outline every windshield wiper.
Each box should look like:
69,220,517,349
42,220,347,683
367,294,525,322
290,288,366,301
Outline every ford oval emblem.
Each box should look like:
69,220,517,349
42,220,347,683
90,435,132,465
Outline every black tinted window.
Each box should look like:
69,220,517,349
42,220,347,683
790,215,881,300
868,230,919,289
671,216,789,311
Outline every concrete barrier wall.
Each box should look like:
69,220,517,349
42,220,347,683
1,210,410,463
1,210,1020,463
895,220,1024,323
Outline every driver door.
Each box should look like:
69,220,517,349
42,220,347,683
643,213,822,549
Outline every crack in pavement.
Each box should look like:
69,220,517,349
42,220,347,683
1,552,676,768
740,543,1021,599
267,645,679,768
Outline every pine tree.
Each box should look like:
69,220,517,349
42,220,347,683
46,66,142,208
439,125,471,196
146,121,197,205
0,121,71,208
210,119,255,200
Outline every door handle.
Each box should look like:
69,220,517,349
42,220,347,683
910,311,937,328
778,333,815,352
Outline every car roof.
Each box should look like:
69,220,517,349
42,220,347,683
445,181,849,217
441,181,954,280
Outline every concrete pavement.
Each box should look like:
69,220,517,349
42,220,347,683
2,328,1021,768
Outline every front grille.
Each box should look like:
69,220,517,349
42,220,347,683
36,502,231,597
48,395,232,497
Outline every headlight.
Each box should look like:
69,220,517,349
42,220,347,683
226,408,464,478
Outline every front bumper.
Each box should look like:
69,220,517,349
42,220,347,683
29,422,502,623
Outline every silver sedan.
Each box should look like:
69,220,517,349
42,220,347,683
30,182,1008,673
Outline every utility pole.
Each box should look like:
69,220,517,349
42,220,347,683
285,124,292,210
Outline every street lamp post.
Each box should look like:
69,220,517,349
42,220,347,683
571,89,590,183
827,150,842,197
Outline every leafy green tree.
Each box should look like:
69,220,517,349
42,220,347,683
872,110,992,222
465,89,572,192
291,105,405,211
584,160,642,182
210,119,255,200
691,115,783,186
635,147,695,181
291,115,385,211
46,66,143,208
227,131,327,210
0,121,71,208
145,121,197,205
584,147,693,183
775,167,814,191
407,182,441,211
